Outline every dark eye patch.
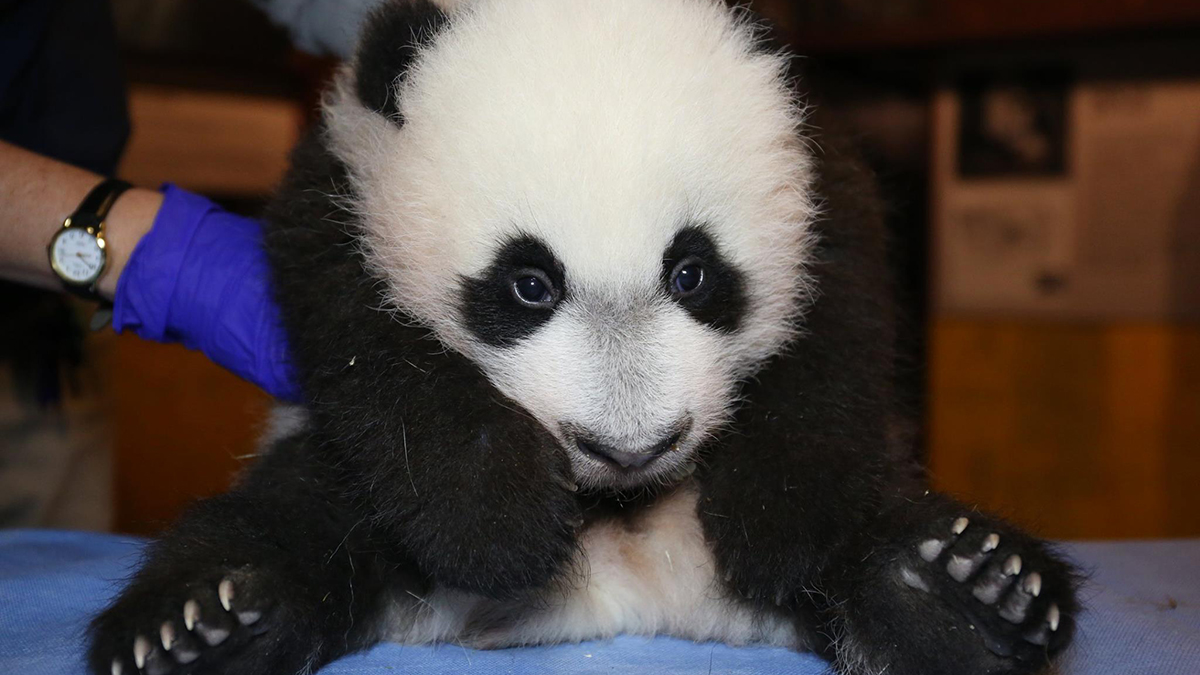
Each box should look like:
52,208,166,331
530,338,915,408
461,236,566,347
661,226,746,332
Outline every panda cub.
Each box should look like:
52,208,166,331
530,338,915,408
90,1,1079,674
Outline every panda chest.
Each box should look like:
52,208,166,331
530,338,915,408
384,482,804,650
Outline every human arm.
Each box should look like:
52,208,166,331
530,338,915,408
0,140,298,400
0,140,161,297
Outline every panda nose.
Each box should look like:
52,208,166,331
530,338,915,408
576,432,681,469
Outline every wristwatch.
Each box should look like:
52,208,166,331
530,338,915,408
48,178,131,302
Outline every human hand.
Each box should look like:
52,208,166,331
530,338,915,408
113,185,299,400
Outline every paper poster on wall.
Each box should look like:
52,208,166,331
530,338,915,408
933,73,1200,319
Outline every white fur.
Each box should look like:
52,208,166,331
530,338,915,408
325,0,816,487
260,405,309,447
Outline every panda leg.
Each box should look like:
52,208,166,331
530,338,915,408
88,435,399,675
699,140,1079,674
700,321,1080,675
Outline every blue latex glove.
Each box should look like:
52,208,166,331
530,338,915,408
112,185,300,401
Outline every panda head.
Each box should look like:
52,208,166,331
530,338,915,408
325,0,816,490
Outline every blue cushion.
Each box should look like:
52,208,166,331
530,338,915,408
1,530,1197,674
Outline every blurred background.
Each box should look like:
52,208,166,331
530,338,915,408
2,0,1198,540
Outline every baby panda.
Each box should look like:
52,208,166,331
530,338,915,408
89,1,1079,674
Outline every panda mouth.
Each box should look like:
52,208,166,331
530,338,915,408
574,432,682,471
562,419,694,487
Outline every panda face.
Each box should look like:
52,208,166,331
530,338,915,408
326,0,817,489
455,226,748,487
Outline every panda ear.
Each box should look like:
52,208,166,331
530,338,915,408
354,0,450,126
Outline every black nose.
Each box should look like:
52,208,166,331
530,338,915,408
576,432,681,470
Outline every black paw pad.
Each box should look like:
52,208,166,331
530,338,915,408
900,516,1075,661
96,568,275,675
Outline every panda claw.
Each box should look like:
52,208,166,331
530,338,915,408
183,599,200,631
219,578,235,612
951,517,969,535
981,533,1000,552
133,635,151,669
918,538,945,562
1003,554,1022,576
111,658,123,675
160,621,175,651
1023,572,1042,598
1023,603,1060,646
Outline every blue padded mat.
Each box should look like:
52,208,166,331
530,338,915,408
1,530,1197,674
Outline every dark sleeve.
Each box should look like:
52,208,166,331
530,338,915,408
0,0,128,174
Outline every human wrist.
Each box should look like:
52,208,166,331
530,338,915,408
0,140,104,291
0,136,159,298
97,187,164,298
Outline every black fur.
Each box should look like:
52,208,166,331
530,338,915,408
88,7,1079,675
461,236,567,347
355,0,448,124
88,434,400,675
660,225,747,332
696,119,1079,674
89,131,583,674
264,133,582,598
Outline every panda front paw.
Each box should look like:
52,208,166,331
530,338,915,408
897,514,1077,664
90,566,301,675
394,402,584,597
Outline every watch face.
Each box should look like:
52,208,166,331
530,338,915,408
50,227,106,285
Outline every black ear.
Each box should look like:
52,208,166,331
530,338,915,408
355,0,449,126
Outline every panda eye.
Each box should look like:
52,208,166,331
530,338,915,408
669,259,705,297
511,269,557,308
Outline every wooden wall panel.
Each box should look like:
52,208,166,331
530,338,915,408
928,318,1200,540
787,0,1200,54
108,335,269,534
1164,328,1200,534
119,86,301,197
107,84,293,533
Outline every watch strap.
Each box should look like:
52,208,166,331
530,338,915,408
58,178,132,303
72,178,132,231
